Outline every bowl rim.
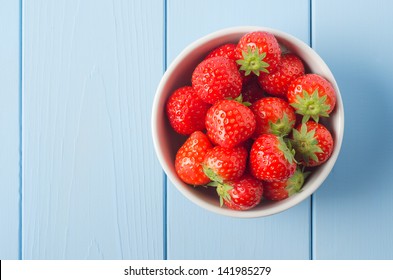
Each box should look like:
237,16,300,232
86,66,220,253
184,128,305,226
151,26,345,218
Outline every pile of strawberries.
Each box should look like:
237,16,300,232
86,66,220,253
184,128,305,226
165,31,336,211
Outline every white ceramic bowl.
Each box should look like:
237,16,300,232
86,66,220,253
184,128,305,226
152,26,344,218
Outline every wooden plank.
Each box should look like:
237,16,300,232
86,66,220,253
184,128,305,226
22,0,164,259
166,0,312,259
0,0,20,259
313,0,393,259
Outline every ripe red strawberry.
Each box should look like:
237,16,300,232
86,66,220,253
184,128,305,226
205,98,256,148
206,43,253,84
258,53,305,98
206,43,237,61
291,121,334,167
264,168,309,201
203,146,248,182
192,56,242,104
287,74,336,123
166,86,211,135
249,134,297,182
235,31,281,76
241,77,265,104
210,175,263,210
251,97,296,138
175,131,213,185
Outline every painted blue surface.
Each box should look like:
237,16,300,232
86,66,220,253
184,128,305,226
0,0,20,259
0,0,393,260
312,0,393,259
21,0,164,259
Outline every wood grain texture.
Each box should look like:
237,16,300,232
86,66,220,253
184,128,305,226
166,0,312,259
0,0,20,259
22,0,164,259
3,0,390,260
312,0,393,259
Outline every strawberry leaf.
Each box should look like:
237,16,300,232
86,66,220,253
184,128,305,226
292,123,323,164
203,165,223,183
228,94,252,107
277,136,296,165
290,89,331,123
236,46,270,76
207,181,221,187
215,183,233,207
269,113,295,137
285,168,306,196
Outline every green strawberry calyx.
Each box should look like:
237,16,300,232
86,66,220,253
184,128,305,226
291,123,323,164
236,46,270,76
285,168,310,196
278,136,296,165
227,94,251,107
269,113,295,137
207,181,233,207
290,89,330,123
203,165,223,183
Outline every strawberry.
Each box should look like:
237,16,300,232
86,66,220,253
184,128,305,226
258,53,305,98
264,168,309,201
251,97,296,138
206,43,253,84
205,98,256,148
192,56,242,104
175,131,213,185
210,174,263,210
206,43,237,61
287,74,336,123
291,121,334,167
166,86,211,135
241,77,265,104
249,134,297,182
203,146,248,182
235,31,281,76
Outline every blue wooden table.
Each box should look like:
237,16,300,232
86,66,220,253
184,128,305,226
1,0,393,260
